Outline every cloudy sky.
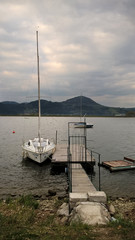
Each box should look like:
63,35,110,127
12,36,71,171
1,0,135,107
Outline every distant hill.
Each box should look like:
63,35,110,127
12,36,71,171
0,96,135,116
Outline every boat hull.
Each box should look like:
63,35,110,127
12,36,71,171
74,122,93,128
22,144,56,164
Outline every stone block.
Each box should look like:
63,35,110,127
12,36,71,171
69,193,88,202
69,193,88,210
87,191,107,203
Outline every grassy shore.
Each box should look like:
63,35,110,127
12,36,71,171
0,195,135,240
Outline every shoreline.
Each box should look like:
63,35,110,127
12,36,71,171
0,115,135,117
0,193,135,239
0,190,135,202
0,186,135,201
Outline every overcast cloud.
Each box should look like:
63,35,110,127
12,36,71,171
1,0,135,107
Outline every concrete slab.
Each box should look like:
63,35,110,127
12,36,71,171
87,191,107,203
69,192,88,209
69,193,88,202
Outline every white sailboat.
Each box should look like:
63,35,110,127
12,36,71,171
22,31,56,164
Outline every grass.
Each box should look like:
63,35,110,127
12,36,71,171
0,210,38,240
0,195,96,240
108,216,135,240
0,195,135,240
17,194,39,209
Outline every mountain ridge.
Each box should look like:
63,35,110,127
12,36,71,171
0,96,135,116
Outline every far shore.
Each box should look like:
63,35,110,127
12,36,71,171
0,115,134,117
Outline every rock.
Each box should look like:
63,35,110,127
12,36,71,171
70,202,110,225
119,198,124,201
57,192,67,200
57,203,69,217
33,194,42,199
41,194,48,200
47,189,56,196
108,203,115,215
60,216,69,224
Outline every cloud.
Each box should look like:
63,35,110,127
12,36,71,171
0,0,135,107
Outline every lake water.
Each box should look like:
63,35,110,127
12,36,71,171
0,116,135,199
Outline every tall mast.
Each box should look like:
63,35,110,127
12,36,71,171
80,95,82,121
36,31,41,144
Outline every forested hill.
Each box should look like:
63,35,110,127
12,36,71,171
0,96,135,116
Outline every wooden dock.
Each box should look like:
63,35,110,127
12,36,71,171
52,144,96,193
52,143,107,211
53,124,107,217
72,164,96,193
52,144,68,164
102,158,135,172
52,144,95,165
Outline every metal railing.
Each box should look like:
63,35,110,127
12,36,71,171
67,121,101,193
67,147,101,193
87,148,101,191
68,135,87,163
67,146,72,193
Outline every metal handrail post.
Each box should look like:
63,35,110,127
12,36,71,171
85,135,87,162
67,144,72,193
98,154,101,191
55,130,57,145
91,150,93,162
69,153,72,193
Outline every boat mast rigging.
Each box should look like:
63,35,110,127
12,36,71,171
36,31,41,146
22,31,56,163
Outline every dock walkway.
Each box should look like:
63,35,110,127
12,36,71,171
52,144,68,164
52,144,106,212
72,164,96,193
52,144,96,193
52,144,95,165
52,124,109,225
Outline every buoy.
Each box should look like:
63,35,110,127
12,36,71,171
12,131,15,134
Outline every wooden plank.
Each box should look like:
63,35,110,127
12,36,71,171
103,160,132,167
71,164,96,193
102,159,135,172
52,144,96,193
52,144,68,163
70,144,95,163
52,144,95,164
124,157,135,163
